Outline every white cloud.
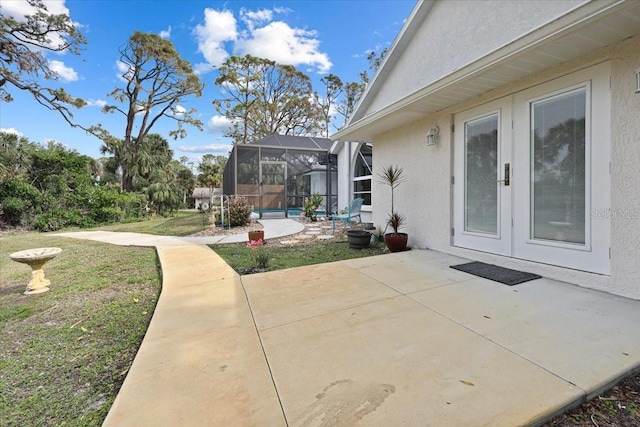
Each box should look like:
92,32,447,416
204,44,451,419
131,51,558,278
2,1,75,52
240,8,273,30
116,60,133,82
178,144,232,155
173,105,187,117
0,127,24,137
87,99,107,107
235,21,332,74
193,9,237,73
193,7,331,75
207,115,232,133
159,26,172,39
48,60,78,82
194,62,215,75
1,0,70,20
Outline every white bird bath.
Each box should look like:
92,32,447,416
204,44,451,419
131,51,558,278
9,247,62,295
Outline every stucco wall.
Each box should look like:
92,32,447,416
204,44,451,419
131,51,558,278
373,115,451,248
610,36,640,297
367,0,586,114
372,35,640,300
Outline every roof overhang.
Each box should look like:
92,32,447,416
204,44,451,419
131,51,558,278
332,0,640,143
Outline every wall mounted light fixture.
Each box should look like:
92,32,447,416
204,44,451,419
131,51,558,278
635,68,640,93
426,126,440,146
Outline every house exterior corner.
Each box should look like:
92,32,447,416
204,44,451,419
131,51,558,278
335,1,640,299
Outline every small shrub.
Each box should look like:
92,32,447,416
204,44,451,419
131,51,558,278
247,239,269,269
227,196,252,227
0,179,41,225
1,197,27,226
33,209,93,232
95,206,125,223
302,193,323,221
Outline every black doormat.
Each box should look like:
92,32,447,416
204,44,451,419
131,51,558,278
450,261,541,286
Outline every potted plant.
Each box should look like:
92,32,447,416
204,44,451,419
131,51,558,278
346,227,371,249
379,165,409,252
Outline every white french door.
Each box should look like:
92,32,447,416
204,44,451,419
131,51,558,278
453,97,512,256
454,62,611,275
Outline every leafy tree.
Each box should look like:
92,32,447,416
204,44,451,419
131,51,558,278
90,31,204,191
132,133,174,187
334,81,365,128
146,181,181,215
99,136,125,184
197,154,227,189
315,74,343,137
0,132,36,180
0,135,143,229
362,48,388,84
0,138,144,230
0,0,87,125
334,48,388,129
213,55,322,144
176,166,195,206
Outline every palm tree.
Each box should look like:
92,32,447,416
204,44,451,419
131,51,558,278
176,167,195,206
147,182,181,215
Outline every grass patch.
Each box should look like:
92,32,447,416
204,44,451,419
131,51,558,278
212,239,388,274
0,233,160,426
89,210,209,236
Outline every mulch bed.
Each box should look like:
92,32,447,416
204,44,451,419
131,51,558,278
544,372,640,426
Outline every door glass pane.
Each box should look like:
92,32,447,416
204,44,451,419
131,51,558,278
531,88,586,244
465,114,499,234
261,163,286,211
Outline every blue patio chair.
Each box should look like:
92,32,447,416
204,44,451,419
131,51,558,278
332,198,364,233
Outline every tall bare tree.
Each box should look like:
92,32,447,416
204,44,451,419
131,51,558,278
213,55,322,144
335,48,388,129
315,74,343,137
0,0,87,125
90,31,204,191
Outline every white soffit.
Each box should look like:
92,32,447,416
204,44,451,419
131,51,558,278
332,0,640,143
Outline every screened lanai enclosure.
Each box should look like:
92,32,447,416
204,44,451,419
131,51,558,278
223,135,338,219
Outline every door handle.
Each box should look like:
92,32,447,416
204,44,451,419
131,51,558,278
497,163,510,186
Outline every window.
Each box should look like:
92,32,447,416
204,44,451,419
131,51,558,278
353,143,372,205
464,113,499,234
530,87,587,245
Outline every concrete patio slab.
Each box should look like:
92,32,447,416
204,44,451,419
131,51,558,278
71,224,639,427
258,295,582,426
409,276,640,396
242,262,400,330
344,251,474,294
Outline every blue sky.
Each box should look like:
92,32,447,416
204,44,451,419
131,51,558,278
1,0,416,162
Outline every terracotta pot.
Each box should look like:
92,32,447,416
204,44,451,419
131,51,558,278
347,230,371,249
248,230,265,242
384,233,409,252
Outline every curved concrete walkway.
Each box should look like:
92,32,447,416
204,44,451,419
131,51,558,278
55,218,304,247
53,223,640,426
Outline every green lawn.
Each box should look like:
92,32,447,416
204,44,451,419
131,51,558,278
212,239,387,274
90,210,210,236
0,233,160,426
0,214,387,425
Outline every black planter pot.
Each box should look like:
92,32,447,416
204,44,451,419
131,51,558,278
385,233,409,252
347,230,371,249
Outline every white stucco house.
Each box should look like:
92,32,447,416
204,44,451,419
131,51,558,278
332,0,640,299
